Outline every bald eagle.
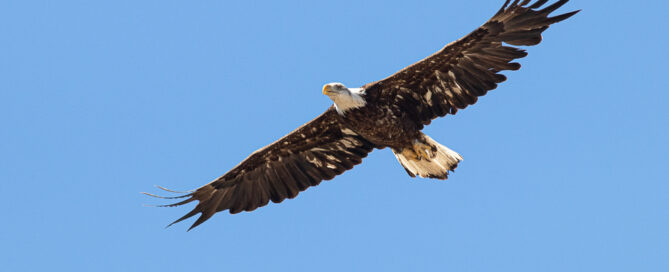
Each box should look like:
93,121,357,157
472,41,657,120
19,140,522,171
146,0,578,230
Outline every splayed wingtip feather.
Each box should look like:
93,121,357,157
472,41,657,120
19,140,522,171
155,185,194,194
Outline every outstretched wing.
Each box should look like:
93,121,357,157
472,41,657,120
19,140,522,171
147,108,375,230
363,0,579,127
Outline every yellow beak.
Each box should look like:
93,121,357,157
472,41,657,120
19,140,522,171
322,85,331,95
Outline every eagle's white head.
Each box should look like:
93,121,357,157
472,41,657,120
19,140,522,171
322,82,367,114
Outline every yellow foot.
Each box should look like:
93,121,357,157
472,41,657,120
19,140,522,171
400,140,437,162
412,140,437,161
401,147,421,161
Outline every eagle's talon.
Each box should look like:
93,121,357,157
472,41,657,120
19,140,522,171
412,141,434,162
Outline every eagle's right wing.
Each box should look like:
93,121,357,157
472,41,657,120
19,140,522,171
146,108,375,230
363,0,578,127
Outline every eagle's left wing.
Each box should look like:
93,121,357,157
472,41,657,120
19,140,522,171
146,108,375,230
363,0,578,127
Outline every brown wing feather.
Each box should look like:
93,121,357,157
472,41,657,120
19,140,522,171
363,0,579,127
150,108,375,230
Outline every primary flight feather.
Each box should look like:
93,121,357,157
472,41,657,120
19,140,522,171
146,0,579,230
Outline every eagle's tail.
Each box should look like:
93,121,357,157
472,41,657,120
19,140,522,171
392,134,462,180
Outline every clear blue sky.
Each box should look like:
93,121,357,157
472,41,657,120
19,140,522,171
1,1,667,271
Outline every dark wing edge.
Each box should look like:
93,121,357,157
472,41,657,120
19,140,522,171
145,108,375,230
363,0,579,126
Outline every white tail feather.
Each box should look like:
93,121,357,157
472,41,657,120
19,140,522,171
392,135,463,180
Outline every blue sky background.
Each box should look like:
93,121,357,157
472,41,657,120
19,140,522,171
1,0,668,271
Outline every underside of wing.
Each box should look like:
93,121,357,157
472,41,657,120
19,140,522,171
146,108,375,230
364,0,579,127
